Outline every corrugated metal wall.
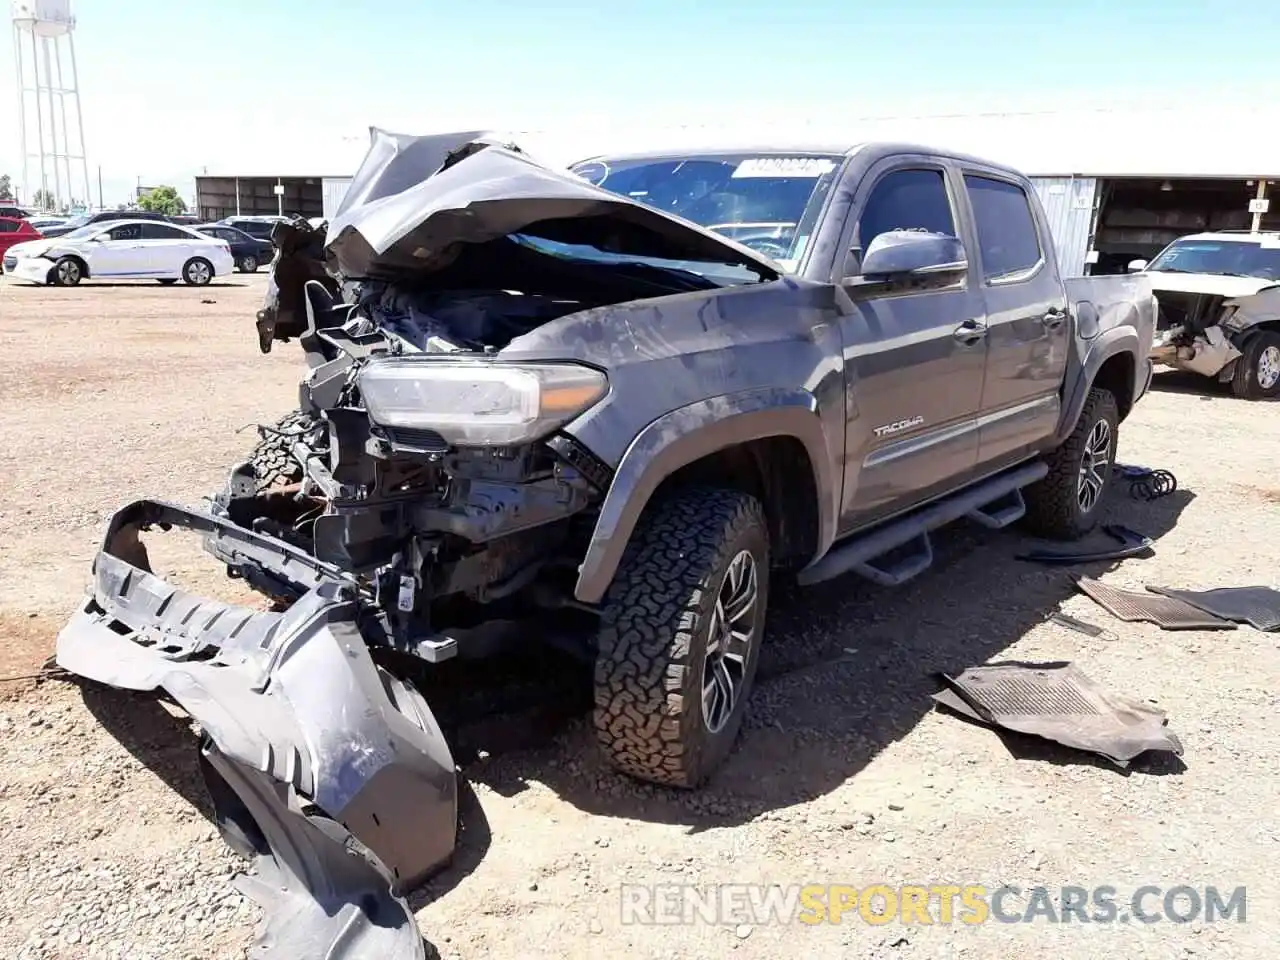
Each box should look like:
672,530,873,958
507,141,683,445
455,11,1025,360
322,178,353,220
1030,176,1098,277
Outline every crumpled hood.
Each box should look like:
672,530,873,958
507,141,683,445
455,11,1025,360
1144,271,1279,298
324,127,783,281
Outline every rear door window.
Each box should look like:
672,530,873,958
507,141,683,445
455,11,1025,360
963,175,1043,281
0,220,16,234
141,223,193,240
106,223,142,241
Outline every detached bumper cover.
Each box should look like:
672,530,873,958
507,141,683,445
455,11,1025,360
56,499,456,960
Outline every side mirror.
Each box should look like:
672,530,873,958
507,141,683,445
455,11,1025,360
1127,259,1149,273
848,230,967,285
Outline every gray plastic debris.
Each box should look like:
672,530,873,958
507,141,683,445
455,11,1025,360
933,661,1184,767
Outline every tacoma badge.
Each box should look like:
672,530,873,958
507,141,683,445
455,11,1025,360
874,415,925,437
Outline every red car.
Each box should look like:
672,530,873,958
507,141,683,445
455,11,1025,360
0,216,42,272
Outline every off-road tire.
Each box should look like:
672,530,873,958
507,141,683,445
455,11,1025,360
1021,387,1120,540
593,487,770,788
248,409,316,492
1230,330,1280,400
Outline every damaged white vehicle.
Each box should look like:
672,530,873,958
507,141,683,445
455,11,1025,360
1132,230,1280,399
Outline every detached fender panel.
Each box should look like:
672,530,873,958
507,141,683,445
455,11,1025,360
56,500,455,959
573,388,840,604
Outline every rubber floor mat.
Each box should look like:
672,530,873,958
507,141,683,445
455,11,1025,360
1075,577,1236,631
1146,585,1280,632
934,661,1183,766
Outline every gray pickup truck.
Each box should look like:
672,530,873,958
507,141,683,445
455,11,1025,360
56,132,1156,959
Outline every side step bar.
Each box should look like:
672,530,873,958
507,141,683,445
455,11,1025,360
797,461,1048,588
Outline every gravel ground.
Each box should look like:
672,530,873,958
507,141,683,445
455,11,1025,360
1,276,1277,959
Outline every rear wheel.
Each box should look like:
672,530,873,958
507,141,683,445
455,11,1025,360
51,256,83,286
1021,387,1120,540
593,487,769,788
1230,330,1280,400
182,257,213,286
238,254,259,273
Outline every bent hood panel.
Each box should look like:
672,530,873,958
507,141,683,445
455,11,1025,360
1145,271,1278,298
5,239,54,259
325,127,782,281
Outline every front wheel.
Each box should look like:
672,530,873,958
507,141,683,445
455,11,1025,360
1021,387,1120,540
238,255,258,273
1231,331,1280,400
51,256,83,286
182,257,213,286
593,487,770,788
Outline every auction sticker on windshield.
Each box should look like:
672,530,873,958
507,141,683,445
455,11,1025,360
732,157,838,178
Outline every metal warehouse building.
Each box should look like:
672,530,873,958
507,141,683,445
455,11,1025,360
223,105,1280,278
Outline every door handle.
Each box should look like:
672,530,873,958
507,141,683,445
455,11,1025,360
953,319,987,344
1042,308,1068,328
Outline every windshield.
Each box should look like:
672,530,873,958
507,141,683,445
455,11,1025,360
570,153,843,271
1147,238,1280,280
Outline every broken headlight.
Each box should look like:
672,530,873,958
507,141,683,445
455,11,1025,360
1220,306,1244,332
358,357,607,447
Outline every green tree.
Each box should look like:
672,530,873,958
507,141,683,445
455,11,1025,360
0,174,13,202
32,188,55,209
137,185,187,216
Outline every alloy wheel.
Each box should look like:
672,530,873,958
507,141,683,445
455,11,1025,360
701,548,761,734
1077,418,1112,513
1257,345,1280,391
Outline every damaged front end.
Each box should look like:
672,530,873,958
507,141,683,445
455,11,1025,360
58,127,787,957
1149,280,1280,382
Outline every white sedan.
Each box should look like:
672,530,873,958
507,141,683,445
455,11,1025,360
2,219,235,287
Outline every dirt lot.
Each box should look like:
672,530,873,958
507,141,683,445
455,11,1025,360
1,276,1277,960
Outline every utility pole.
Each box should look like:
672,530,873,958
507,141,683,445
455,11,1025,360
97,165,103,210
1250,179,1269,234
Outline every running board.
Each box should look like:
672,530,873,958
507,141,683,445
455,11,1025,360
797,461,1049,588
966,488,1027,529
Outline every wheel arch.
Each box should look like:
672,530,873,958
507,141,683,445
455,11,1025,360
52,253,90,282
572,389,841,605
1055,329,1139,444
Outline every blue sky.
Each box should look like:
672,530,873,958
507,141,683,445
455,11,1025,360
1,0,1277,208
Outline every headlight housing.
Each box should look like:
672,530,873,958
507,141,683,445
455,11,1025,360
358,358,608,447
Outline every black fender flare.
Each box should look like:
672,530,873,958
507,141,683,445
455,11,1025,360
573,387,841,604
1054,327,1140,445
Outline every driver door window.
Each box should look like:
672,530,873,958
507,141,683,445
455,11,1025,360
853,168,958,271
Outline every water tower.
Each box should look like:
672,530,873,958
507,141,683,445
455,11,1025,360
11,0,90,211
